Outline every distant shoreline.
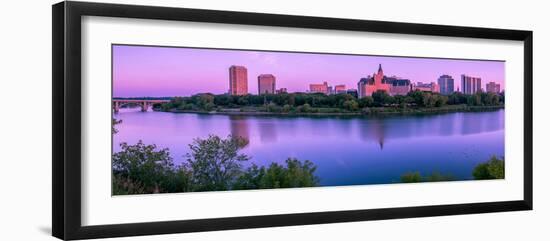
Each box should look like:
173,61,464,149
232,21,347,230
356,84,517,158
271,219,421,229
157,105,504,117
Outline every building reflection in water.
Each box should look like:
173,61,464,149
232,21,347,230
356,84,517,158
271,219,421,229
229,115,250,147
356,118,387,150
356,110,504,150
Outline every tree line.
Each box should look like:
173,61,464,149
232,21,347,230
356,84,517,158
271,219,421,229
400,156,505,183
160,90,504,113
112,135,319,195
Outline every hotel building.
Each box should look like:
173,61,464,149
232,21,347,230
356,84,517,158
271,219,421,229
461,74,482,94
437,74,455,95
357,64,412,97
229,65,248,95
258,74,276,94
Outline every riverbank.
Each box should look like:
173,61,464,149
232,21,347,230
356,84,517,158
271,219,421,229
158,104,504,117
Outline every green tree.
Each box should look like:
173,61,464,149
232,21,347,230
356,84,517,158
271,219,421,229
297,103,312,113
342,100,359,111
401,172,422,183
185,135,250,191
112,175,146,195
233,158,319,190
400,171,454,183
468,93,482,106
372,90,390,107
435,95,448,107
473,156,505,180
358,96,374,108
282,104,292,112
408,90,425,106
266,102,282,112
214,94,232,106
425,172,454,182
422,92,438,107
237,96,249,106
447,92,465,105
112,141,183,194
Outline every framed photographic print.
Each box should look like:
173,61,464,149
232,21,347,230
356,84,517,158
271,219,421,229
52,1,533,240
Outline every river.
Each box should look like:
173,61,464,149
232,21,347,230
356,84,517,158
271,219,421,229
113,109,504,186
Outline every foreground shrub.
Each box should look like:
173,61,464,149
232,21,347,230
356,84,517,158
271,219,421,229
401,171,454,183
185,135,250,191
233,158,320,190
112,141,191,194
113,136,320,194
400,172,422,183
473,156,505,180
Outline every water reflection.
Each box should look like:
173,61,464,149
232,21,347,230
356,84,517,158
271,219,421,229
352,110,504,148
113,109,504,186
229,115,250,147
256,119,278,143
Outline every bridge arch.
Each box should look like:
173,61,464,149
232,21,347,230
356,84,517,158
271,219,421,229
113,99,169,113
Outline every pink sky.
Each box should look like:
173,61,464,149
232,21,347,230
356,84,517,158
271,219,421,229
113,44,505,97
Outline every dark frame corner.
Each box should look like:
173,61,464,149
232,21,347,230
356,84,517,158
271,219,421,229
53,1,533,240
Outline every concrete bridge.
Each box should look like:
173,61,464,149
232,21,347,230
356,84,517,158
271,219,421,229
113,99,170,113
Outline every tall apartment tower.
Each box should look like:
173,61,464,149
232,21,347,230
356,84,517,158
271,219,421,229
437,74,455,95
229,65,248,95
257,74,276,94
461,74,482,94
486,81,501,93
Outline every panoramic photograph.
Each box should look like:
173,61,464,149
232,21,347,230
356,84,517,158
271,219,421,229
111,44,505,195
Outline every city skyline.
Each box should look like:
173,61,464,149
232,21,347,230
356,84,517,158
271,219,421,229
113,45,505,97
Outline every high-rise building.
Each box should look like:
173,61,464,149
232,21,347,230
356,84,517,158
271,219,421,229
486,81,501,94
229,65,248,95
461,74,482,94
437,74,455,95
257,74,276,94
309,81,329,94
327,86,334,95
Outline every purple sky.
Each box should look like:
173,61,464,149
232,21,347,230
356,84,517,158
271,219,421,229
113,45,505,97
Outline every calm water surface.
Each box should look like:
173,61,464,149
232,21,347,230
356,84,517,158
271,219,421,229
113,109,504,186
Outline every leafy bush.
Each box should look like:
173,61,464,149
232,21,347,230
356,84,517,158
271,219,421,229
112,174,146,195
342,100,359,111
185,135,250,191
112,135,321,195
282,104,292,112
473,156,505,180
358,96,374,108
297,103,312,113
112,141,191,194
233,158,319,190
267,102,282,112
401,172,422,183
401,171,454,183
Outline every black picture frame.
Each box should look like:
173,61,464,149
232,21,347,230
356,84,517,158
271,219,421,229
52,1,533,240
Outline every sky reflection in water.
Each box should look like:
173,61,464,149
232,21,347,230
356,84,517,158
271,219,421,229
113,109,504,186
